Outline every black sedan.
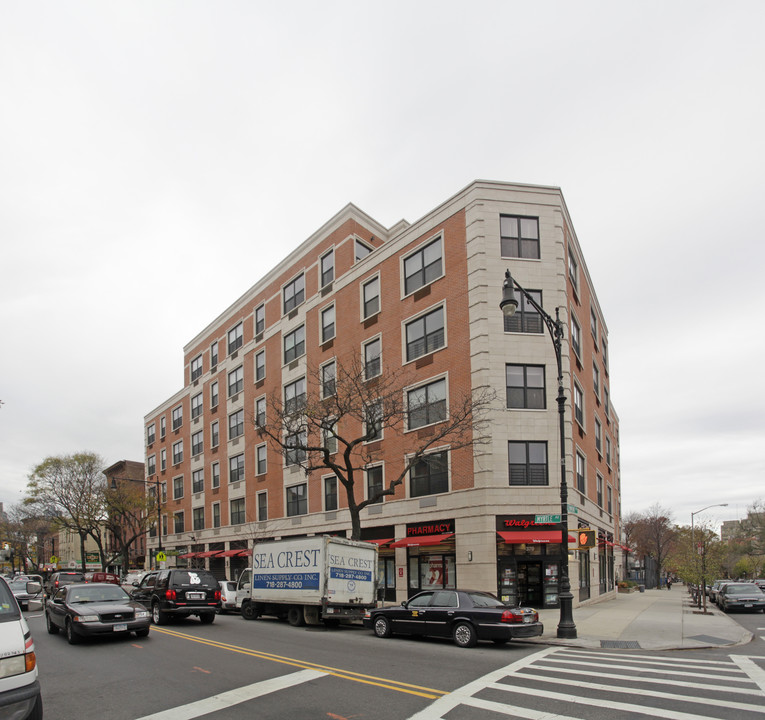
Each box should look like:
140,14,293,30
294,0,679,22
717,583,765,613
45,582,151,644
363,589,543,648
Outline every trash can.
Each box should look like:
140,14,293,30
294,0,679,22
639,585,645,592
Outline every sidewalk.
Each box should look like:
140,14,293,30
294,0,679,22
527,587,754,650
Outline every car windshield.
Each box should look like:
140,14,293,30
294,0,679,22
726,585,759,595
0,580,22,622
68,586,130,603
467,592,505,608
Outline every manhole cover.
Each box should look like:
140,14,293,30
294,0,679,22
600,640,641,649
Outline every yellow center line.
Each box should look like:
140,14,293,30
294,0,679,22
151,626,448,699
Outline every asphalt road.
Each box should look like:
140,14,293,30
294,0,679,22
27,605,542,719
26,604,765,719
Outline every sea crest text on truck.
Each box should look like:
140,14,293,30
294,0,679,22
328,553,374,570
252,549,321,570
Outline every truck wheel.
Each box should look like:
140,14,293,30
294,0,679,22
241,602,258,620
452,622,477,648
199,613,215,624
373,616,392,638
287,606,306,627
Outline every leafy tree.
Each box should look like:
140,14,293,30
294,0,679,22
254,355,494,540
26,452,106,572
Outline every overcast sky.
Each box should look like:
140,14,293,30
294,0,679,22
1,2,762,533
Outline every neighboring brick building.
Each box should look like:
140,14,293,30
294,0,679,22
144,180,621,608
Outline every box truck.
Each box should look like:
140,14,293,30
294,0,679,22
236,536,378,626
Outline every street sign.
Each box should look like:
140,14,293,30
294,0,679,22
535,514,561,524
156,551,167,562
567,504,578,514
50,555,59,564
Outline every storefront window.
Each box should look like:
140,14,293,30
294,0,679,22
418,554,455,590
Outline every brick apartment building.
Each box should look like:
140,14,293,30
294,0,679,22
144,180,621,608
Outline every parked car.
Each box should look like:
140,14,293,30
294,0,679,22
716,582,765,613
363,589,544,648
123,571,147,587
219,581,237,614
45,583,150,645
708,579,727,604
0,576,43,719
129,569,221,625
83,572,120,585
7,577,42,611
44,571,86,597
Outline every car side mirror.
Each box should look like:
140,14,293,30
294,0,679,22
52,596,63,604
132,581,139,586
27,582,42,594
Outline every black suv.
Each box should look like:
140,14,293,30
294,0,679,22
45,571,85,597
130,569,221,624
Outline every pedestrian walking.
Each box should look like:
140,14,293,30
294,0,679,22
667,578,672,590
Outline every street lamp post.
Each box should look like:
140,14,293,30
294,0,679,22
500,269,576,639
690,503,727,610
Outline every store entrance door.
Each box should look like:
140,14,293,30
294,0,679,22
517,561,543,607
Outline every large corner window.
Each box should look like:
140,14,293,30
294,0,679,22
508,441,548,486
503,289,543,334
505,365,545,409
500,215,540,259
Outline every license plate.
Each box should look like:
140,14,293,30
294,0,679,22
114,623,128,632
187,592,205,600
744,604,753,608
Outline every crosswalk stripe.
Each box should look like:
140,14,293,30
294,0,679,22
731,655,765,695
485,682,746,720
537,656,743,681
505,673,765,713
559,649,740,667
520,662,763,696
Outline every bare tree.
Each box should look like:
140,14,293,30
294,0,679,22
25,452,107,571
254,355,495,540
101,479,158,573
624,504,676,589
0,505,54,574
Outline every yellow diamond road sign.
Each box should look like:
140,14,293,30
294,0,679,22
156,551,166,562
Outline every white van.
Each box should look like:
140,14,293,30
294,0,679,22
0,576,43,719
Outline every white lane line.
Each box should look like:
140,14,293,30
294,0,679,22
406,646,559,720
134,669,327,720
730,655,765,695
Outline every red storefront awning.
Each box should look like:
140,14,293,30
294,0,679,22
366,538,395,546
497,531,576,544
389,533,454,548
217,549,248,557
197,550,224,558
235,549,251,557
178,552,200,559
